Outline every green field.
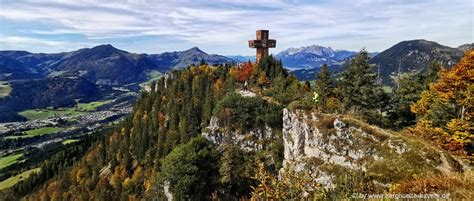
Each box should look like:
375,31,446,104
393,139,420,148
0,81,12,99
382,85,393,93
0,168,41,190
62,139,79,145
0,125,6,131
25,127,62,137
19,109,84,121
140,70,163,88
18,99,113,120
76,100,112,111
0,153,24,169
147,70,163,80
5,127,63,139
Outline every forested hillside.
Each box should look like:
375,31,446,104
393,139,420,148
0,56,294,200
1,50,472,200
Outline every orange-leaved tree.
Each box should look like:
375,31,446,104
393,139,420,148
237,61,254,82
409,50,473,155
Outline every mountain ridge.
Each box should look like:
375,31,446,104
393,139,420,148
370,39,465,85
292,39,469,82
276,45,358,69
0,45,236,121
0,45,236,82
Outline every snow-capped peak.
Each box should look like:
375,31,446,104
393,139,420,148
280,45,335,57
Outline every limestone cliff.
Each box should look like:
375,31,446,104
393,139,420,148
202,117,276,151
202,107,470,192
281,108,468,189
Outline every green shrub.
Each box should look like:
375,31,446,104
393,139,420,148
159,136,219,200
214,94,283,131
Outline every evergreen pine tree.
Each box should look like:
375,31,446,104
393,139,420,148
315,64,335,111
339,49,386,116
389,61,443,129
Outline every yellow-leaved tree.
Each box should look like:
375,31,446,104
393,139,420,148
250,161,326,200
409,50,473,155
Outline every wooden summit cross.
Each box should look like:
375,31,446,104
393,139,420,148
249,30,276,63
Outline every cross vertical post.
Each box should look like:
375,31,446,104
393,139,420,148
249,30,276,63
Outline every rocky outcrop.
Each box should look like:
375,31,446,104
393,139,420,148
163,181,173,201
283,109,378,170
201,108,467,190
281,108,465,188
202,117,274,151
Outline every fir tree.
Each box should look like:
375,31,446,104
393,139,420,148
389,61,443,129
339,49,386,116
315,64,335,111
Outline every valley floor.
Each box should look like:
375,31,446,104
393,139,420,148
0,99,133,190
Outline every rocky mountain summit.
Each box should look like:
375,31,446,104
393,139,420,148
276,45,357,69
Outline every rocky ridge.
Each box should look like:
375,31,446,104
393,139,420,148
281,108,467,188
202,117,275,151
202,106,469,189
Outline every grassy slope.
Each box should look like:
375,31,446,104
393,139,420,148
76,100,112,111
62,139,79,145
0,168,41,190
0,125,6,131
0,81,12,99
18,109,84,121
18,99,114,121
139,70,163,88
4,127,63,139
24,127,62,137
0,153,24,169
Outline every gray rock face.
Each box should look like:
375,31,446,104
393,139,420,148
202,117,274,151
164,181,173,201
201,108,465,190
280,108,463,188
282,109,373,171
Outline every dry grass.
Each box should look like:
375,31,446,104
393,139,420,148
390,170,474,199
340,116,390,141
282,110,473,199
315,114,336,131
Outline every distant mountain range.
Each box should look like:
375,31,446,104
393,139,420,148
0,45,235,84
226,55,256,62
0,45,236,122
0,55,42,80
370,40,470,85
276,45,360,69
149,47,234,71
292,40,472,82
228,45,376,69
0,40,471,121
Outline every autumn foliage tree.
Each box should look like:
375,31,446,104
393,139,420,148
237,62,254,82
409,50,474,155
250,161,326,200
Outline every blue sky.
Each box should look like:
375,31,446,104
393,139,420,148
0,0,472,55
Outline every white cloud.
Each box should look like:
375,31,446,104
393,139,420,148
0,36,95,52
0,36,66,46
0,0,471,54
